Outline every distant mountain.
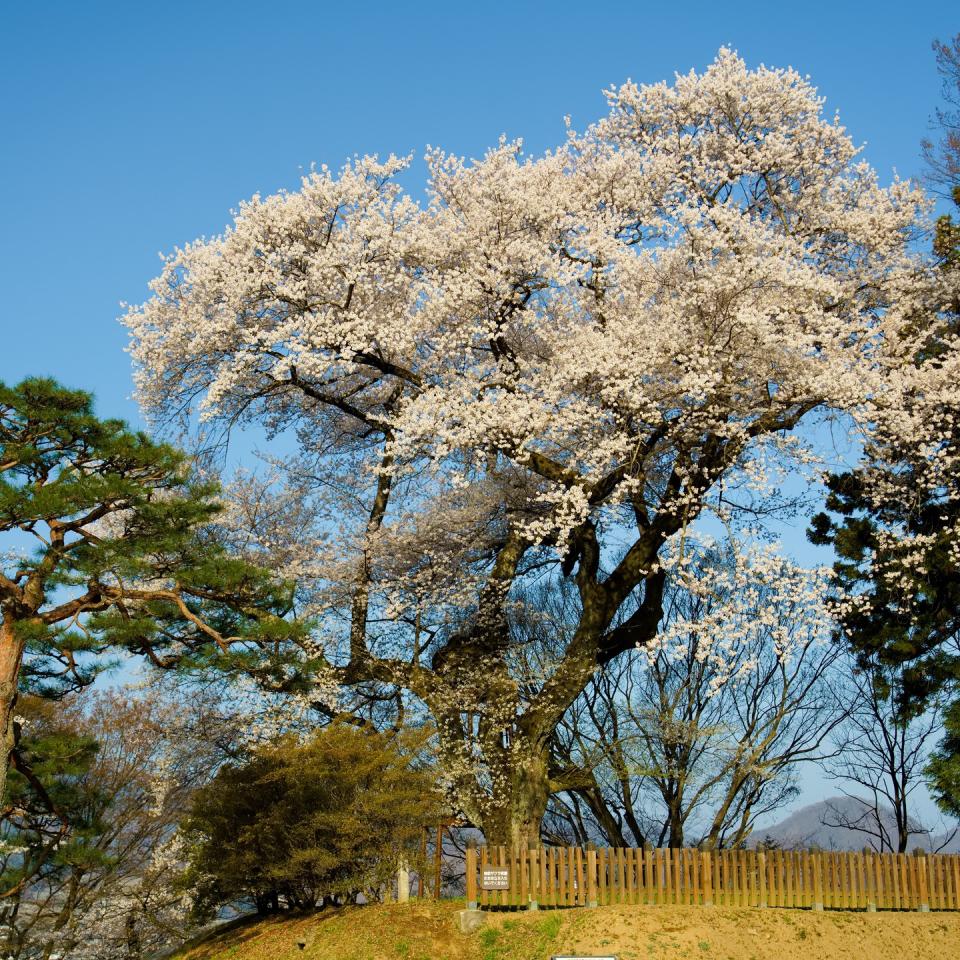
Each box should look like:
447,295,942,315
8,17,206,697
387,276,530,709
749,796,960,853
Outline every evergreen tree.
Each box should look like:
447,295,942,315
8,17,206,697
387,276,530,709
181,723,443,914
0,377,306,803
809,36,960,814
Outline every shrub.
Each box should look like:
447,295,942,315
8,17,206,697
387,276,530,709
181,723,443,913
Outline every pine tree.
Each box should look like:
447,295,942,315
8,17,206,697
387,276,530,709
0,377,305,803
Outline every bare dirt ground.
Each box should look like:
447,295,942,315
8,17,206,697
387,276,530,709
176,899,960,960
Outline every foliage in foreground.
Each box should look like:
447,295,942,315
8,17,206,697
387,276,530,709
0,691,216,960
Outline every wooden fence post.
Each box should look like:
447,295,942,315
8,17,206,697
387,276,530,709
758,851,767,908
812,852,824,911
702,850,713,906
419,827,427,898
643,843,653,906
916,849,930,912
529,846,540,910
598,847,607,906
519,846,528,908
433,823,444,900
587,844,598,908
466,841,478,910
479,844,488,909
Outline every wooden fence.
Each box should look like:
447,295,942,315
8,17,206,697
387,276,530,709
465,844,960,912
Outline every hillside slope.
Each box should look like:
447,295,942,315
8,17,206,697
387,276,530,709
751,796,960,853
176,899,960,960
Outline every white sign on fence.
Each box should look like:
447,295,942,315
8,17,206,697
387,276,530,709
481,868,510,890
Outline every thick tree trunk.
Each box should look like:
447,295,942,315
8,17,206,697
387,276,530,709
0,617,25,805
667,796,684,848
480,746,552,848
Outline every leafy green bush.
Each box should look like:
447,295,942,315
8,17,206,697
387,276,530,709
181,723,443,914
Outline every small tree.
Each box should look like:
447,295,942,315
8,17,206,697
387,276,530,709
822,664,949,853
547,541,844,849
181,723,443,914
1,692,216,960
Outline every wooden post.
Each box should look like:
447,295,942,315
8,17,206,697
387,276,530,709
824,852,832,910
702,850,713,906
528,847,539,911
574,846,584,907
643,844,653,905
727,850,746,907
598,847,607,907
433,824,444,900
479,844,488,908
519,845,528,908
587,844,598,908
617,847,627,903
917,850,930,912
812,852,824,911
556,845,564,908
502,844,513,907
541,846,550,908
873,851,884,911
758,851,767,908
419,827,428,898
769,850,778,908
466,841,478,910
547,846,557,907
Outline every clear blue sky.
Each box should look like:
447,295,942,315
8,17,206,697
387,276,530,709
2,0,957,824
1,0,956,423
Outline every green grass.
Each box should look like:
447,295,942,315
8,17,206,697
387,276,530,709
538,914,562,940
479,926,504,960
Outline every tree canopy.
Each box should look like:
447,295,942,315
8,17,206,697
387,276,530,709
123,49,956,845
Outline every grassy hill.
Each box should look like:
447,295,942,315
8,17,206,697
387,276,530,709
176,899,960,960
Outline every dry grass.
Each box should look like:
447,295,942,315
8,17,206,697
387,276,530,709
176,899,960,960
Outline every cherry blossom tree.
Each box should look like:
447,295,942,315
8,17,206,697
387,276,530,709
126,50,948,846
